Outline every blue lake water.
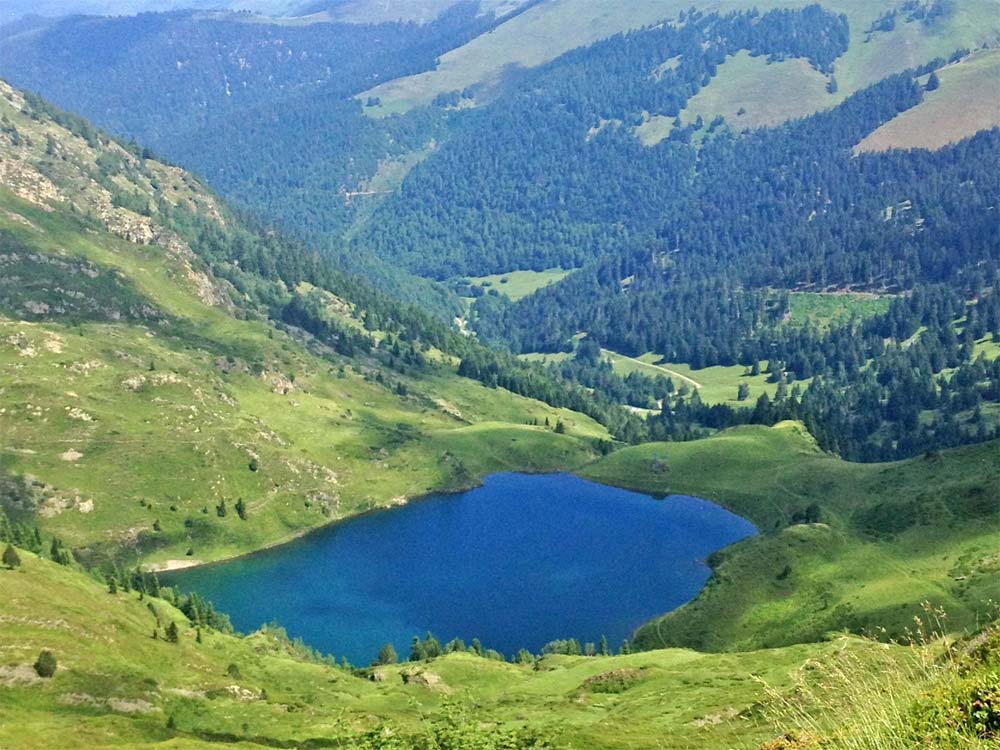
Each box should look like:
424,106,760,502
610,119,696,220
167,473,756,664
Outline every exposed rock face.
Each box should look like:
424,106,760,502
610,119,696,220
0,78,235,314
400,669,451,693
0,156,62,210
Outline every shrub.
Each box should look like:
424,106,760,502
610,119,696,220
34,650,56,678
910,670,1000,742
2,544,20,569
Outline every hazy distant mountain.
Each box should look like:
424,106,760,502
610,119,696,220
0,0,300,25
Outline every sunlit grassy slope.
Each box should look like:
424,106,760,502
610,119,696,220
582,422,1000,651
787,291,894,329
0,548,916,750
855,47,1000,153
463,267,574,301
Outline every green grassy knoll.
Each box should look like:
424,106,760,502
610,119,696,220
633,113,675,146
463,268,574,302
787,291,894,330
0,549,914,750
975,332,1000,361
581,421,1000,652
856,48,1000,153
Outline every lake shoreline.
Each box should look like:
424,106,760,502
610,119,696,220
150,462,603,576
162,472,757,663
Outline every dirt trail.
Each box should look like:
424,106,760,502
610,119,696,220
611,351,704,389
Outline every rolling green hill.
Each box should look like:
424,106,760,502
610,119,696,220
582,422,1000,651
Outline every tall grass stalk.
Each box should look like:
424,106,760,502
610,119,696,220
752,603,968,750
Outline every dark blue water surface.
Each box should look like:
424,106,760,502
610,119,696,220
167,473,756,664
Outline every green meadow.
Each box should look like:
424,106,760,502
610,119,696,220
787,291,894,330
0,192,603,572
462,268,574,302
2,421,998,748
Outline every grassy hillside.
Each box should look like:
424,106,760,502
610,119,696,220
0,80,606,570
582,422,1000,651
360,0,1000,118
0,548,974,750
855,48,1000,152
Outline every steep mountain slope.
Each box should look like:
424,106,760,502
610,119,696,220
4,0,996,280
0,4,496,300
0,79,608,570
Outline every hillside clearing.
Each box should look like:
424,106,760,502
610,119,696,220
677,50,833,137
855,48,1000,153
462,267,574,302
787,291,894,329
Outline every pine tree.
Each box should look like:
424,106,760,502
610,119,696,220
165,622,179,643
926,71,940,91
108,576,118,594
376,643,398,665
423,632,442,659
2,544,20,569
599,635,609,656
409,636,426,662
